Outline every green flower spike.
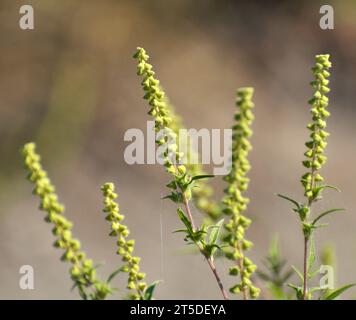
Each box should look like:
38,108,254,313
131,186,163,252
222,88,260,300
134,47,222,221
133,47,190,198
101,182,148,300
299,54,334,300
164,94,223,221
22,142,111,300
134,47,229,300
302,54,332,204
278,55,349,300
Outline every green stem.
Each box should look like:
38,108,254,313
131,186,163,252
181,192,229,300
303,236,308,300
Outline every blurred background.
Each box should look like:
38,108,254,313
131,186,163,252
1,0,356,299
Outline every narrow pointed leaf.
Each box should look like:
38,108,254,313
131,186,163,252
307,237,315,276
312,208,345,225
276,194,301,209
291,265,304,282
313,223,329,229
319,185,341,192
324,284,356,300
177,208,193,235
107,266,124,284
208,219,224,246
188,174,215,185
144,280,161,300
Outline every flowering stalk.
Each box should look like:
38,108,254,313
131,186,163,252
163,95,223,221
101,182,150,300
300,54,332,299
134,47,228,299
222,88,260,299
22,142,111,300
136,58,222,222
278,54,348,300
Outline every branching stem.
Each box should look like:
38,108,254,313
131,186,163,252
182,192,229,300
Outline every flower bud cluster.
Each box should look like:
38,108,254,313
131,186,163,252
301,54,332,203
22,143,110,300
222,88,259,299
101,182,147,300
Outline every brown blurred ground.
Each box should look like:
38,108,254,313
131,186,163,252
1,0,356,299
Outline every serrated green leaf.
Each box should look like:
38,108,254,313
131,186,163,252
324,283,356,300
312,208,345,225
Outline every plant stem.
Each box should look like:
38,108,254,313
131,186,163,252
303,150,317,300
182,193,229,300
206,256,230,300
303,236,308,300
183,196,197,231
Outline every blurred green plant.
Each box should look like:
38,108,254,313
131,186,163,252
222,88,259,299
257,236,293,300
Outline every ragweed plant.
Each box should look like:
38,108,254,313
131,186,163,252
222,88,259,299
134,47,229,299
22,143,112,300
22,143,157,300
101,182,158,300
164,95,223,222
136,55,222,223
278,54,352,300
21,48,354,301
257,236,293,300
